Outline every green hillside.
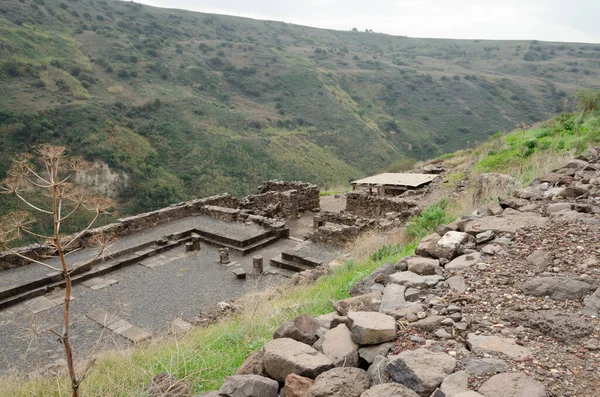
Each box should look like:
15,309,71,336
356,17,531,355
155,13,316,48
1,0,599,213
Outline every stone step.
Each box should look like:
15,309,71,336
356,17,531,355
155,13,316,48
270,255,313,273
0,239,190,310
281,252,322,268
192,228,276,249
198,234,280,255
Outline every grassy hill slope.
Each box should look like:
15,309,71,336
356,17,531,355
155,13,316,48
1,0,600,213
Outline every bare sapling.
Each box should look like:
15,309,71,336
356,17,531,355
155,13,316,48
0,145,114,397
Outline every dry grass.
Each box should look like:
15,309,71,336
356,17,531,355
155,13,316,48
346,226,407,261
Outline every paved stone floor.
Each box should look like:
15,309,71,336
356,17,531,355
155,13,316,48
0,215,269,291
0,234,339,375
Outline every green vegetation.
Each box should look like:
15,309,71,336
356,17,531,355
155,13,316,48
1,0,600,216
405,198,455,240
474,109,600,185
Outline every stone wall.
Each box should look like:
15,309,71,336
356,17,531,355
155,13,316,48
257,180,320,211
309,210,419,245
240,192,283,218
345,192,418,218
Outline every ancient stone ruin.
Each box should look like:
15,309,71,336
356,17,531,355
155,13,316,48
308,172,438,245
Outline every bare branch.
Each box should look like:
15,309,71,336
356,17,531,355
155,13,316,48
21,227,54,241
62,212,100,250
14,192,53,215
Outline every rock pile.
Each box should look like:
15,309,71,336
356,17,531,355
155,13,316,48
195,149,600,396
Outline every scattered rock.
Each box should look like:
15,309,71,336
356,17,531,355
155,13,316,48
388,271,444,288
466,333,532,361
463,358,507,376
358,341,395,364
402,257,441,275
446,276,467,294
478,373,546,397
415,233,441,258
526,250,551,270
218,375,279,397
436,231,474,259
583,287,600,317
520,277,592,300
284,374,314,397
317,324,359,367
503,310,594,342
366,355,389,386
307,367,370,397
475,230,495,244
235,349,266,376
360,383,420,397
407,316,446,332
385,348,456,396
439,371,469,397
263,338,333,382
316,312,348,329
445,252,482,271
333,292,382,316
274,314,323,345
463,213,547,235
350,263,396,296
379,284,408,314
347,311,397,345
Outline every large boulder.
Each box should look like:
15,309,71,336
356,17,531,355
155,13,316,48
218,375,279,397
415,233,441,258
520,277,592,300
366,355,389,386
263,338,333,382
388,271,443,288
347,312,397,345
284,374,314,397
478,373,546,397
435,231,474,260
503,310,594,342
445,252,482,271
466,334,532,361
333,291,382,316
274,314,323,346
235,349,266,376
400,257,441,275
385,349,456,396
307,367,370,397
316,324,359,367
379,284,408,314
360,383,420,397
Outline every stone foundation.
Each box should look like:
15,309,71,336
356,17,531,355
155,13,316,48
345,192,419,218
0,182,312,271
309,209,419,245
257,181,320,212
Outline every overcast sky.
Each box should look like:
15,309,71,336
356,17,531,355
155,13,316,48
132,0,600,43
